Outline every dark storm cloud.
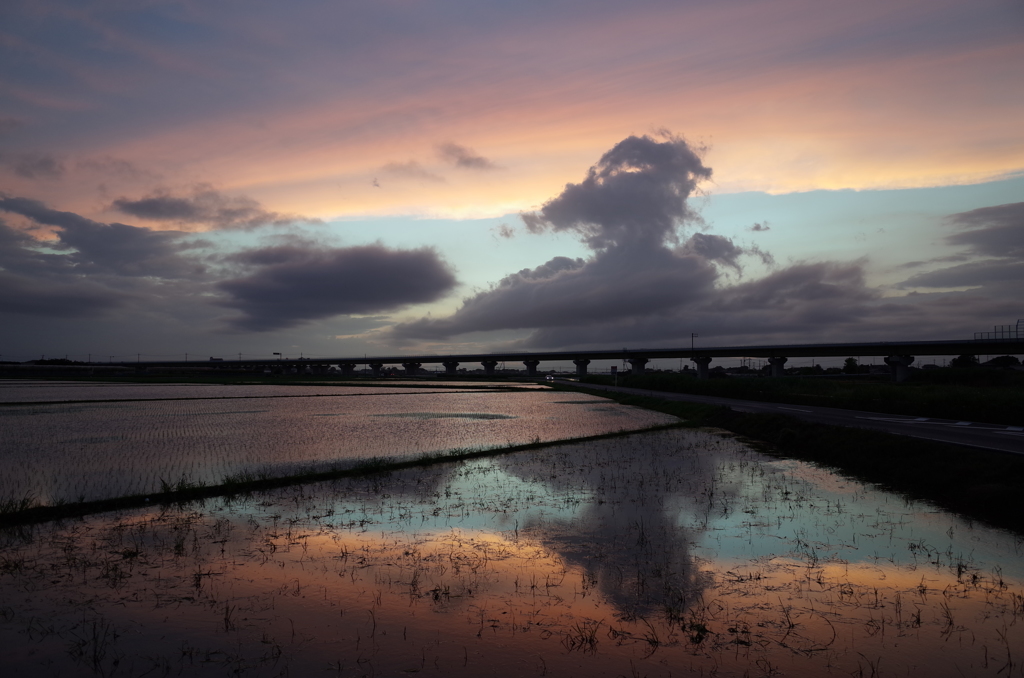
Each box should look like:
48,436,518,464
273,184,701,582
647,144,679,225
0,196,94,230
0,217,36,250
0,218,71,278
436,142,498,170
217,244,457,332
0,270,126,318
386,133,965,349
57,222,205,279
945,202,1024,259
1,195,460,332
10,152,65,179
521,134,711,250
713,261,874,317
111,185,320,230
896,202,1024,291
0,214,134,319
0,196,202,278
898,260,1024,289
681,233,746,271
388,248,717,341
516,260,880,349
380,160,445,183
389,134,764,343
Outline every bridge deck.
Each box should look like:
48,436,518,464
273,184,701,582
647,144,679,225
99,338,1023,367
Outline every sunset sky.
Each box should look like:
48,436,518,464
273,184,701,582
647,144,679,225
1,0,1022,363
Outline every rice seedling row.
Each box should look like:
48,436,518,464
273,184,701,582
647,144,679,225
0,388,675,506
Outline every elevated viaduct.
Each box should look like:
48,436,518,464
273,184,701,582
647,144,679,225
99,336,1023,382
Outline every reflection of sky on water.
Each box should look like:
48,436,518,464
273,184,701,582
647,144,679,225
370,429,1024,618
702,458,1024,582
212,430,1024,673
3,428,1023,677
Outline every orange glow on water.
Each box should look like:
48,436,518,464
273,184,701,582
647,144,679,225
2,430,1023,677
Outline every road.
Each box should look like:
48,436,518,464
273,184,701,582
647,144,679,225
564,380,1024,455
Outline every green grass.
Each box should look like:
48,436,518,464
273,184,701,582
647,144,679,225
582,368,1024,426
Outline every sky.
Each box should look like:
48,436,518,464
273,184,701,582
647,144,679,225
1,0,1022,364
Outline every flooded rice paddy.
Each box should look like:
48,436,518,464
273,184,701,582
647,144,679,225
0,382,674,506
0,379,543,404
2,428,1022,677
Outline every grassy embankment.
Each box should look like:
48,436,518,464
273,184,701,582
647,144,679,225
581,368,1024,426
562,381,1024,535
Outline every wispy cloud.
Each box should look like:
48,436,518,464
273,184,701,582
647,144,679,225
9,152,65,179
946,202,1024,259
437,142,498,170
380,160,445,183
111,185,320,231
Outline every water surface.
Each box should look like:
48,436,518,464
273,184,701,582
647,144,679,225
2,429,1021,677
0,379,539,403
0,385,674,504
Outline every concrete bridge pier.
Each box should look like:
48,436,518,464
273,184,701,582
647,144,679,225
369,362,384,378
442,360,459,376
339,364,356,376
402,362,422,377
884,355,915,382
573,359,590,376
627,358,648,374
523,359,540,376
768,356,788,377
691,356,713,379
481,359,499,376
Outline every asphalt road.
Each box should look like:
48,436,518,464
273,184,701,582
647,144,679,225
565,380,1024,455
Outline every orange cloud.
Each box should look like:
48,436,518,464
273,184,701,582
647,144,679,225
4,0,1020,225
